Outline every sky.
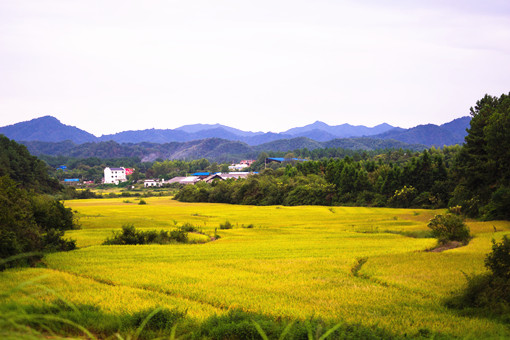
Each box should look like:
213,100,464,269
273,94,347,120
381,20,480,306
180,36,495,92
1,0,509,136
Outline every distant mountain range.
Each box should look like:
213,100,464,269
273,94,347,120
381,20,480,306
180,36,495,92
0,115,471,148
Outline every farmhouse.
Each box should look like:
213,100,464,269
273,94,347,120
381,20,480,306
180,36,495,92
204,172,251,183
228,159,256,171
103,167,127,185
166,176,201,185
144,179,163,187
165,172,253,185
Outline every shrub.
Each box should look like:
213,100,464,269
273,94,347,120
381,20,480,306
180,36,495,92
0,176,77,269
485,236,510,280
427,213,471,245
447,205,462,215
446,236,510,318
138,199,147,205
219,220,233,229
103,224,188,245
180,223,200,233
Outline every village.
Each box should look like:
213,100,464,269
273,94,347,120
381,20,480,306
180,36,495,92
102,159,257,187
57,157,306,188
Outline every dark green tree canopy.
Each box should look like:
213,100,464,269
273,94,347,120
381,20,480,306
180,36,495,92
452,92,510,219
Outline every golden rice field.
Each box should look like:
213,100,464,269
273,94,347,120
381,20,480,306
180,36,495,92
2,197,510,338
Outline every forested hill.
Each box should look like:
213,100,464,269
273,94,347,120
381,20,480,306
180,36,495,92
372,117,471,146
0,135,60,193
20,137,427,162
0,116,97,144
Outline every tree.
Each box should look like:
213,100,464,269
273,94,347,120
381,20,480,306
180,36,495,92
427,213,471,245
451,93,510,218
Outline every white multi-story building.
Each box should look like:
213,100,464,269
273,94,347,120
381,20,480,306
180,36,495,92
104,167,127,184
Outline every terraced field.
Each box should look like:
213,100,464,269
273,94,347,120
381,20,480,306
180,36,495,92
2,197,510,338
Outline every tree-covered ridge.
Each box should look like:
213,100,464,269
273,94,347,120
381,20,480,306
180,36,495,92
21,137,427,163
0,134,60,193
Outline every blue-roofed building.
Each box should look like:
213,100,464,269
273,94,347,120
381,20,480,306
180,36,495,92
266,157,307,163
191,172,211,177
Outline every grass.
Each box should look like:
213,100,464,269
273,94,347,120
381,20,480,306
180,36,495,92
1,197,510,339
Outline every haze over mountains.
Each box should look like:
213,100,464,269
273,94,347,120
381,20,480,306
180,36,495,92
0,115,470,147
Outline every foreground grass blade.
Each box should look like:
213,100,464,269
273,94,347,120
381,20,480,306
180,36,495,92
133,307,163,340
318,322,343,340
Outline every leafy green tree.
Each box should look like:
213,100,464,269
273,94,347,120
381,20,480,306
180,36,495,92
451,93,510,218
427,213,471,245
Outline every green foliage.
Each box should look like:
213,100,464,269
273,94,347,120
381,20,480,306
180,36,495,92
427,213,471,245
102,224,188,245
482,186,510,220
389,186,417,208
138,198,147,205
0,176,76,269
485,236,510,280
179,222,200,233
0,135,60,193
451,92,510,218
219,220,233,229
446,236,510,317
351,257,368,277
176,148,455,209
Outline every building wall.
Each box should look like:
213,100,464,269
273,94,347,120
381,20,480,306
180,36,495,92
104,167,127,184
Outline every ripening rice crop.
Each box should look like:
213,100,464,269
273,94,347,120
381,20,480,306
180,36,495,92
1,197,509,338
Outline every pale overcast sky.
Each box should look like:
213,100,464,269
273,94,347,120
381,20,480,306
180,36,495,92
1,0,509,136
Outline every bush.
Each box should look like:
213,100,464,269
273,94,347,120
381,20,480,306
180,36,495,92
138,199,147,205
103,224,188,245
485,236,510,280
179,223,200,233
446,236,510,317
427,213,471,245
219,220,233,229
0,176,77,269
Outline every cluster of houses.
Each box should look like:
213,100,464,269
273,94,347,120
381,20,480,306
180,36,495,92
228,159,255,171
66,159,303,187
103,167,253,188
144,172,252,187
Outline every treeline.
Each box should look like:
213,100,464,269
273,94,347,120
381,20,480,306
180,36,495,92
0,135,77,268
40,147,412,184
175,148,454,208
176,93,510,220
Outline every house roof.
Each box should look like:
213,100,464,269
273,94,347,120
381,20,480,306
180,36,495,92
220,173,250,179
191,172,211,176
266,157,307,163
108,167,124,171
167,176,201,184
